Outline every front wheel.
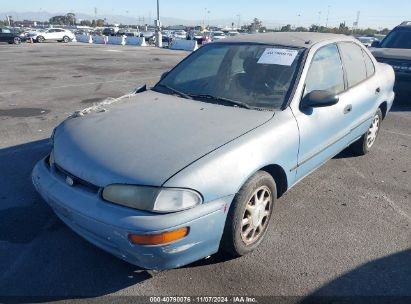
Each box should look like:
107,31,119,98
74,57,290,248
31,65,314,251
62,36,70,43
37,36,45,43
221,171,276,257
13,37,21,45
350,108,383,155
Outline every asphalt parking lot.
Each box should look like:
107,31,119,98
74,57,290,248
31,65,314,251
0,43,410,301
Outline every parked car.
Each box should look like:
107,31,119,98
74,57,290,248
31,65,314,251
211,31,226,41
32,32,394,270
102,27,119,36
172,30,187,40
0,27,27,44
192,31,203,44
140,31,156,45
228,31,240,37
32,28,75,43
371,21,411,99
357,36,379,48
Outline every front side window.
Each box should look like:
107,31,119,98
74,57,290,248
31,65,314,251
380,29,411,49
154,43,304,110
339,42,368,88
305,44,345,95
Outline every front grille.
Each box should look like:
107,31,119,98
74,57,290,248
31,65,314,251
54,164,100,193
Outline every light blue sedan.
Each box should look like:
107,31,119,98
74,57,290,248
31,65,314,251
32,32,395,270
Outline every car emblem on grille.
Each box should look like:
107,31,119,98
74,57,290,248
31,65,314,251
65,176,74,186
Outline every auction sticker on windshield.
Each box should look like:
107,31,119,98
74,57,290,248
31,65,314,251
258,48,298,66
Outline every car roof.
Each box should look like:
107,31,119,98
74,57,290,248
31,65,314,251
219,32,356,49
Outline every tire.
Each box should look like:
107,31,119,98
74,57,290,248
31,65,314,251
62,36,69,43
221,171,277,257
13,37,21,45
37,36,45,43
350,108,383,156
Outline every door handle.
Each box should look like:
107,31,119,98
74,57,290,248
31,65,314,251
344,104,352,114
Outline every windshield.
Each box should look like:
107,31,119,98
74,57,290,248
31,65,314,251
380,29,411,49
153,43,303,110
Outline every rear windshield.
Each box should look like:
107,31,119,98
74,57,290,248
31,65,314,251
380,29,411,49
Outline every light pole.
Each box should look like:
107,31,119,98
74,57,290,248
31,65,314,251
155,0,162,47
204,8,207,29
326,5,331,28
317,11,322,28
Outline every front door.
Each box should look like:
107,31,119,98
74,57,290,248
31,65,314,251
294,43,352,180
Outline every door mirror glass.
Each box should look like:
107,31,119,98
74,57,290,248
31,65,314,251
301,90,339,108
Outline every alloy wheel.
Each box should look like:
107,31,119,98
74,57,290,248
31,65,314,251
241,186,272,245
366,114,380,149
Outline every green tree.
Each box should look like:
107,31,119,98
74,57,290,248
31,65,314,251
80,20,92,26
96,19,105,27
295,26,308,32
337,22,350,34
66,13,76,25
379,28,391,35
280,24,292,32
309,24,319,32
49,13,76,25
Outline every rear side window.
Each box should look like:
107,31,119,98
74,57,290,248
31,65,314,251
305,44,345,95
363,50,375,77
338,42,367,88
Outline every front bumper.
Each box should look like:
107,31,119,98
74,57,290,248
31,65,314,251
32,158,233,270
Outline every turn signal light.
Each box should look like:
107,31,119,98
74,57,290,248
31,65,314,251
128,227,189,245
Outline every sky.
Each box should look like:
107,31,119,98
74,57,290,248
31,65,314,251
1,0,411,29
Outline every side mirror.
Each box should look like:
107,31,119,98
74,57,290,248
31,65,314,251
160,71,169,81
371,41,380,48
301,90,339,108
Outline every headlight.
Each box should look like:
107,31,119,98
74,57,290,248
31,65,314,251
102,185,202,213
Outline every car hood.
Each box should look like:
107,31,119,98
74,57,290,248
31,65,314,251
371,48,411,60
53,90,273,187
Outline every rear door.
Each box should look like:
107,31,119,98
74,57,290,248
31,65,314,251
293,43,352,180
337,42,380,143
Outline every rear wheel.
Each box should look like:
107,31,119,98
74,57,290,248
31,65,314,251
221,171,276,257
13,37,21,45
62,36,70,43
37,36,45,43
350,108,382,155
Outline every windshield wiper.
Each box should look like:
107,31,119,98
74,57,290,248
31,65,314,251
155,84,192,100
188,94,251,109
